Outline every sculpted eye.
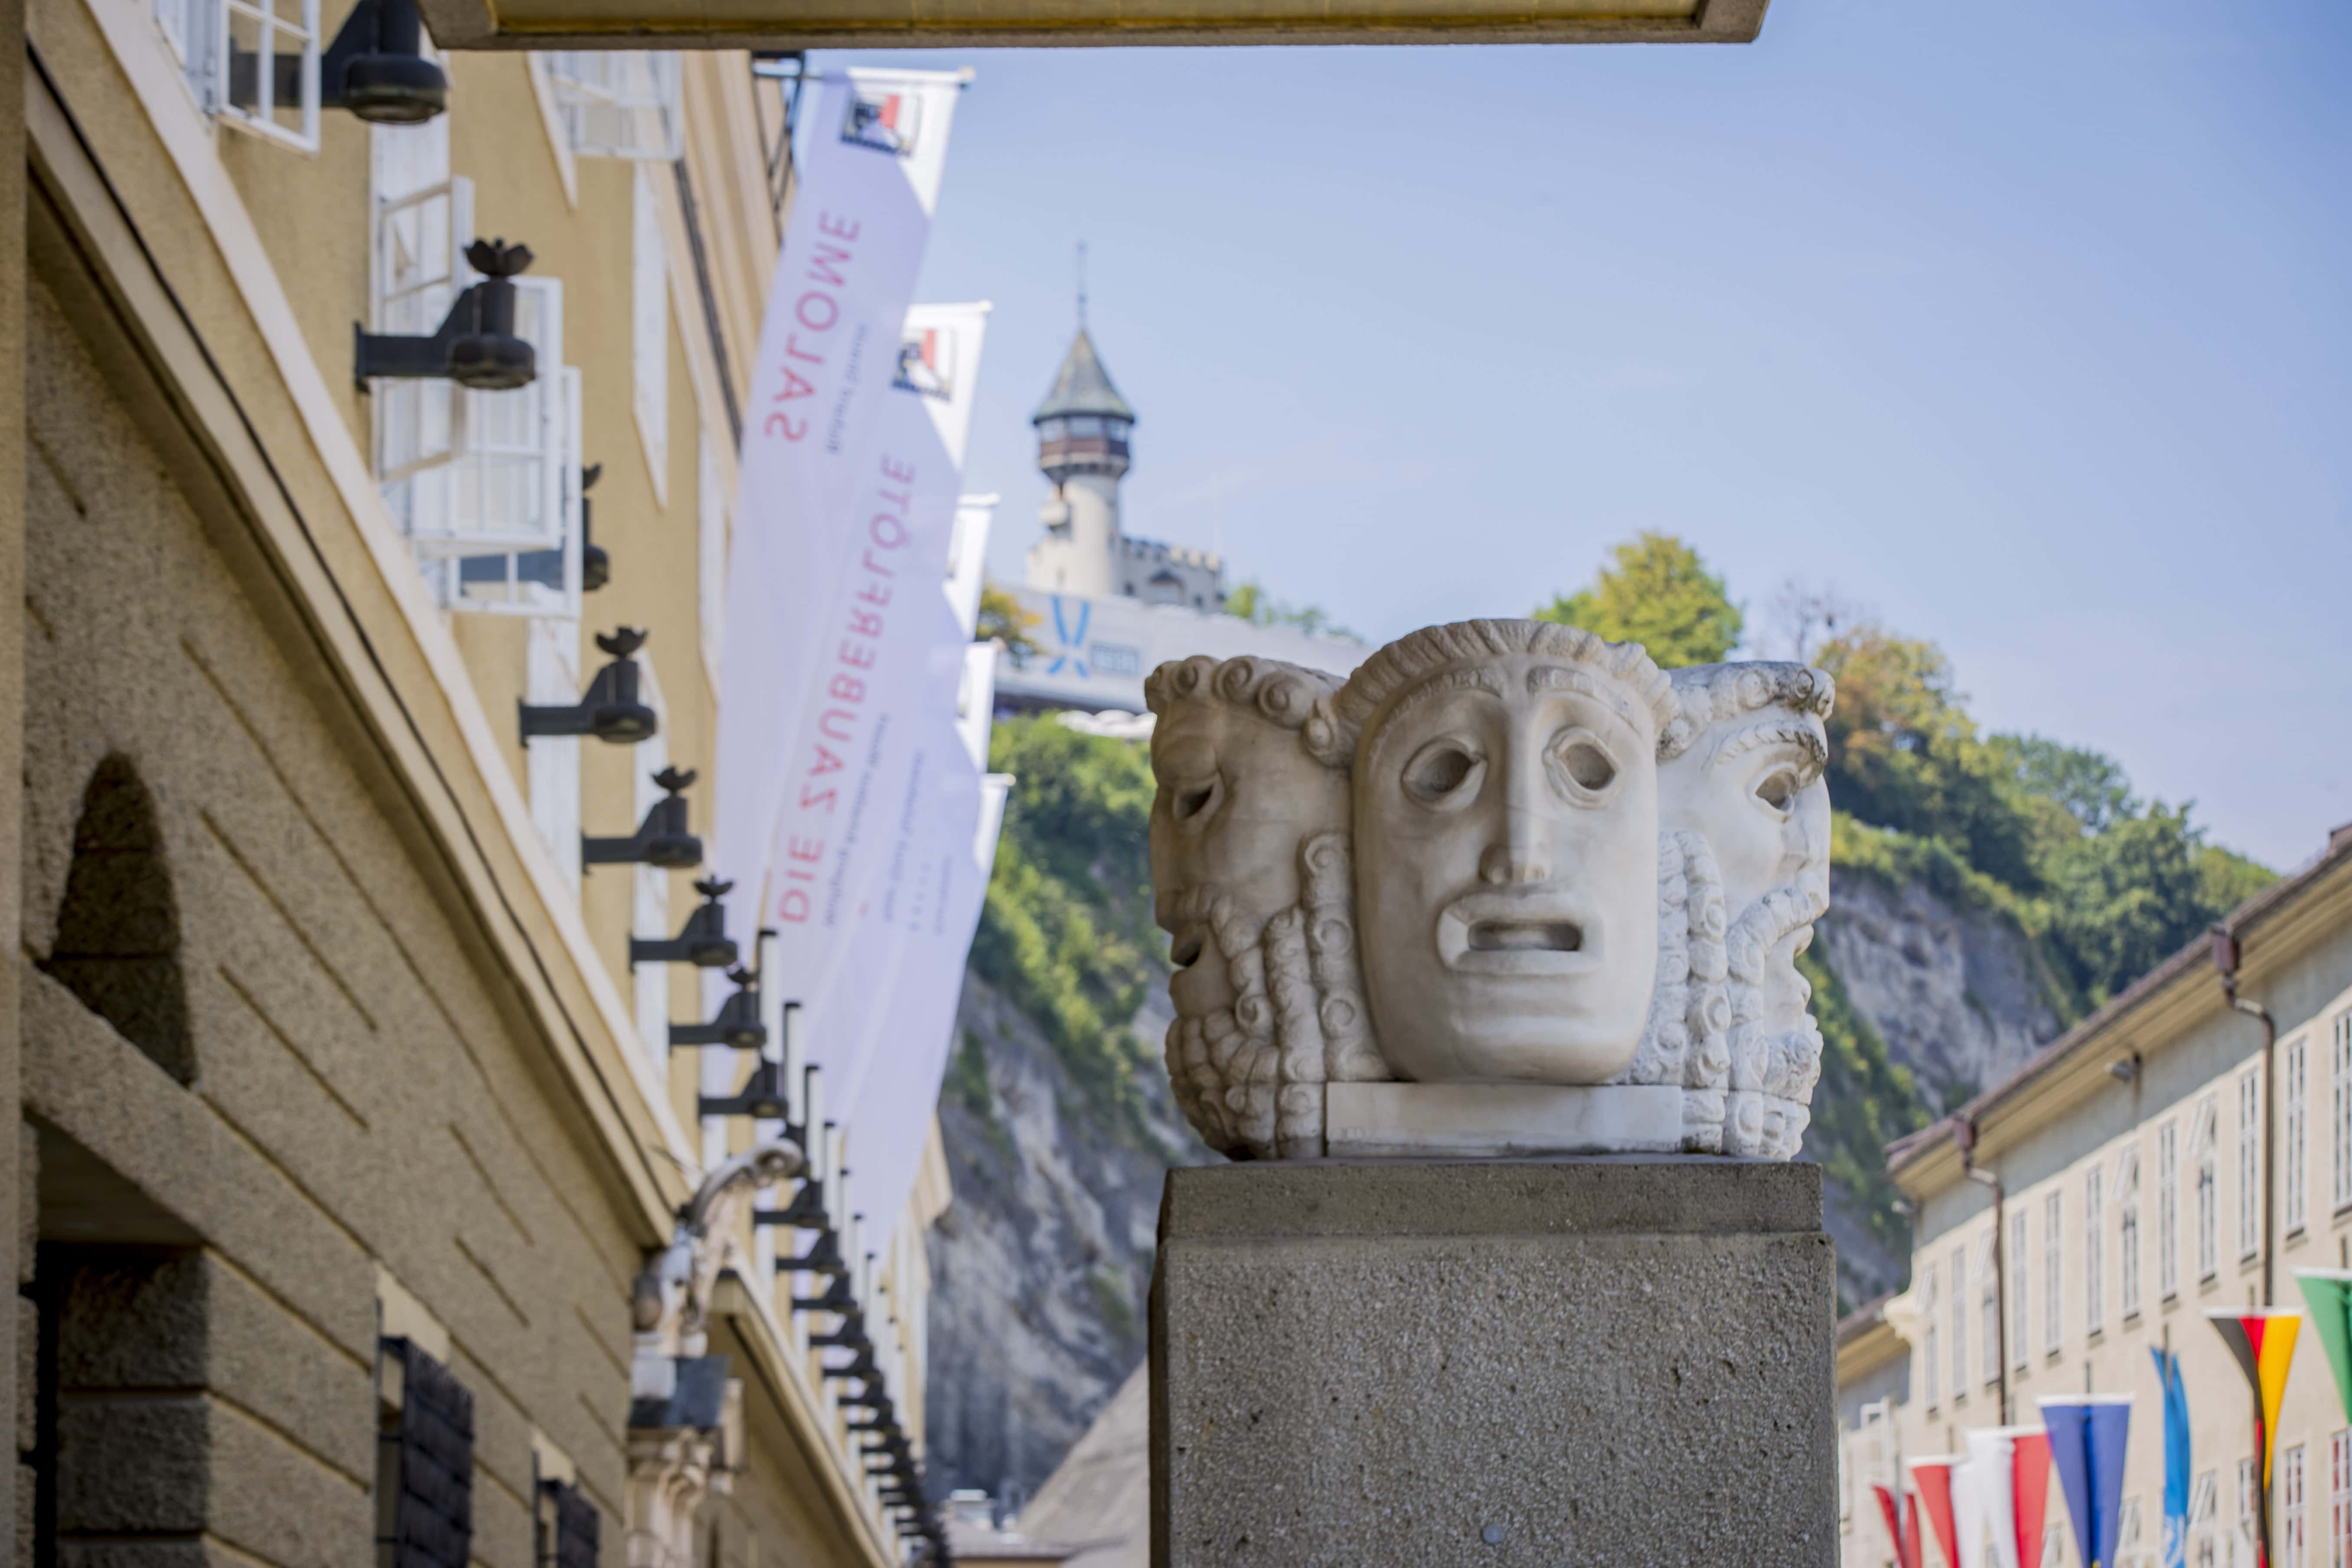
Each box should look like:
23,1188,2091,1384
1546,728,1619,800
1172,776,1223,828
1754,767,1798,814
1402,737,1484,807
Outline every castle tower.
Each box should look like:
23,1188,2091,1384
1024,327,1135,599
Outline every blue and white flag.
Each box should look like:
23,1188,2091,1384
2152,1349,2190,1568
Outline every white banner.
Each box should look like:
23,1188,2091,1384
713,68,968,928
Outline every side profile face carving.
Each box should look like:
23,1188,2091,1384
1306,621,1675,1086
1147,656,1374,1158
1650,662,1836,1157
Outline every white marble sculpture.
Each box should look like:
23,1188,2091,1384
1143,619,1835,1160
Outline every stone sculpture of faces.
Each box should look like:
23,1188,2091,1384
1146,655,1360,1156
1304,621,1676,1086
1657,662,1835,1157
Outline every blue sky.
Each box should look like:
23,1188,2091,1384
832,0,2352,870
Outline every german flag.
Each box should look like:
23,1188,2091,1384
2206,1308,2303,1568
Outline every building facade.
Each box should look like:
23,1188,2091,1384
994,326,1361,712
9,8,947,1566
1838,826,2352,1568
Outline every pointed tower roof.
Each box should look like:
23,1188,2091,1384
1031,329,1136,425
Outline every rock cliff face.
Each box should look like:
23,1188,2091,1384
1815,870,2066,1117
923,974,1201,1502
925,864,2069,1497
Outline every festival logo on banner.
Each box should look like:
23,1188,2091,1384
844,87,920,154
894,326,953,399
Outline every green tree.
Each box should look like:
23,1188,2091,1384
1225,581,1351,640
1534,531,1744,667
977,585,1042,667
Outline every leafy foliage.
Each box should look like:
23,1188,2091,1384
1225,580,1353,641
977,586,1042,667
1534,531,1744,668
966,717,1167,1139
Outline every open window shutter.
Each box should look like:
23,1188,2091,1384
546,52,682,160
541,1480,599,1568
421,277,565,560
373,173,473,536
213,0,319,150
386,1338,474,1568
454,366,583,617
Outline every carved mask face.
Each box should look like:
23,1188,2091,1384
1150,694,1349,1023
1353,653,1660,1084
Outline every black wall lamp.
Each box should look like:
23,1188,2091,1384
519,628,658,746
633,877,739,970
579,464,610,593
356,239,536,391
669,965,765,1052
585,767,703,869
321,0,448,123
698,1059,789,1122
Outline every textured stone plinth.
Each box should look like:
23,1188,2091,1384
1150,1159,1835,1568
1322,1081,1683,1157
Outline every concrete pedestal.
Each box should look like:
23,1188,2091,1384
1149,1159,1835,1568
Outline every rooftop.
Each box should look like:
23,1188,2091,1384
1033,329,1136,425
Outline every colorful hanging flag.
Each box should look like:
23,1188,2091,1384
2207,1307,2303,1568
1963,1425,2054,1568
1911,1456,1962,1568
2040,1395,2132,1568
1873,1482,1923,1568
2295,1270,2352,1425
2152,1347,2191,1568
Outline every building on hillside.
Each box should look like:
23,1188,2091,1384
10,16,947,1567
990,325,1364,714
1836,824,2352,1568
948,1365,1146,1568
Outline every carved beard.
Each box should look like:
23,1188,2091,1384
1723,880,1829,1161
1163,837,1384,1161
1623,831,1734,1152
1164,882,1279,1157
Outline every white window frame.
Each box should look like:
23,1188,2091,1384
1922,1262,1941,1412
1977,1229,2000,1389
525,619,583,893
2287,1443,2308,1568
630,653,673,1078
2160,1119,2180,1301
2192,1469,2218,1568
2011,1207,2030,1372
544,51,684,160
169,0,320,151
2087,1165,2107,1332
370,172,470,492
2331,1430,2351,1568
2243,1068,2264,1261
1950,1242,1969,1397
633,163,672,504
2335,1010,2352,1214
2044,1190,2064,1356
2119,1146,2143,1319
2197,1095,2221,1281
441,367,585,619
2290,1033,2310,1233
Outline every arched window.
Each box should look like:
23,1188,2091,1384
40,755,193,1084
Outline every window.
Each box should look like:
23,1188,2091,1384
2087,1165,2107,1331
1923,1262,1941,1411
525,619,582,893
697,428,727,688
2244,1460,2262,1557
2198,1096,2221,1281
2120,1148,2143,1318
2119,1497,2144,1567
542,52,683,160
2291,1035,2310,1232
632,164,670,501
630,655,672,1074
2192,1468,2217,1568
2331,1429,2350,1568
1980,1232,2000,1388
2045,1190,2064,1354
2243,1068,2265,1259
2288,1444,2309,1568
2335,1011,2352,1212
2160,1120,2180,1300
1951,1244,1969,1396
156,0,321,151
2012,1208,2030,1371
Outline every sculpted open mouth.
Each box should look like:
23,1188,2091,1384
1170,928,1206,968
1438,893,1599,975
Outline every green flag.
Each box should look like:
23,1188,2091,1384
2295,1269,2352,1423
